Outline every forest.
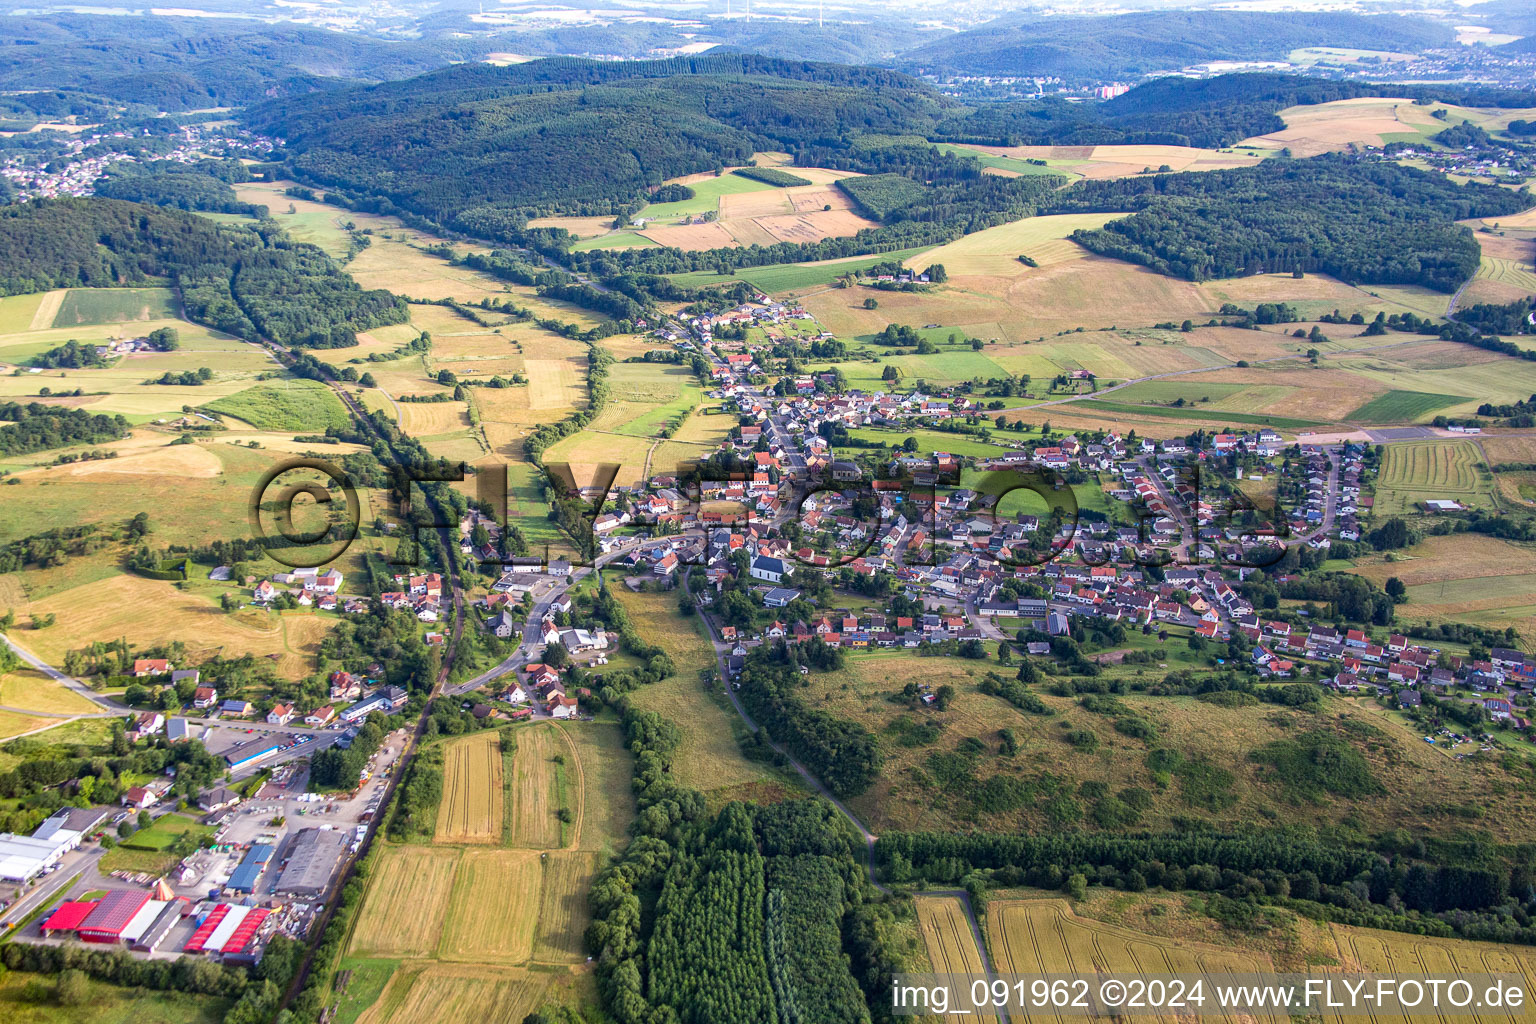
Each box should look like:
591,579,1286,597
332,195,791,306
1048,156,1531,291
587,704,895,1024
0,402,129,456
244,55,947,223
0,198,407,347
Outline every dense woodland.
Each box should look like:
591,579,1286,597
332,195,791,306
1049,156,1531,291
0,199,406,347
0,402,129,456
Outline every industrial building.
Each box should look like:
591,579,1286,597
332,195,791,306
273,828,348,897
226,844,274,894
183,903,270,956
0,817,85,882
223,736,284,771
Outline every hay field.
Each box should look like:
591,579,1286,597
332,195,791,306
1331,349,1536,418
1352,534,1536,590
638,222,738,250
508,725,567,849
904,213,1122,276
0,669,99,715
435,731,505,844
532,851,602,963
0,709,57,741
18,574,331,680
615,591,779,794
560,722,635,851
0,291,52,333
349,846,461,957
965,143,1264,180
525,215,616,238
438,849,541,961
355,965,548,1024
1239,97,1445,156
399,401,471,436
1374,439,1492,514
524,356,585,411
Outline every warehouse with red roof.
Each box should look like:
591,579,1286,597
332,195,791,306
76,889,151,943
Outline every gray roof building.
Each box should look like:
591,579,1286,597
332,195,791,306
274,828,349,897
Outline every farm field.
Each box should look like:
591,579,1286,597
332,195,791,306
669,246,936,294
438,849,541,961
960,142,1267,180
531,850,604,962
560,721,636,852
986,898,1285,1024
435,731,505,844
348,846,461,958
1349,534,1536,644
1345,388,1470,423
354,964,551,1024
1237,97,1455,156
507,724,571,849
51,288,176,327
0,709,58,741
1373,439,1494,514
987,891,1536,1024
914,895,990,975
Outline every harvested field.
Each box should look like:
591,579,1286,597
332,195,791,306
532,850,602,963
718,189,793,219
756,209,876,244
356,964,548,1024
525,215,615,238
435,731,505,844
987,898,1282,1022
399,401,470,436
1352,534,1536,589
349,846,460,957
1239,97,1444,156
914,896,989,977
27,290,66,331
438,849,541,961
27,443,225,480
1482,434,1536,465
524,357,585,411
508,725,567,849
19,574,331,681
638,222,738,250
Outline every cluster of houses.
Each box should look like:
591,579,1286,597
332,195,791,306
252,568,359,613
500,662,581,719
378,573,445,622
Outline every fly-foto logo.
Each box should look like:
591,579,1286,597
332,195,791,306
250,456,1297,570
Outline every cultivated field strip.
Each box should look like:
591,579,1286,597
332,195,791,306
438,849,541,962
435,731,505,844
914,896,1000,1023
356,964,549,1024
348,847,461,957
508,725,568,849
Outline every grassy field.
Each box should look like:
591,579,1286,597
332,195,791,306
668,247,935,294
204,378,352,431
120,812,214,850
1374,439,1494,514
561,721,635,852
507,725,568,849
1345,389,1470,423
435,731,505,844
51,288,176,328
349,846,461,957
809,650,1535,841
531,850,604,962
615,591,786,796
0,668,100,715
